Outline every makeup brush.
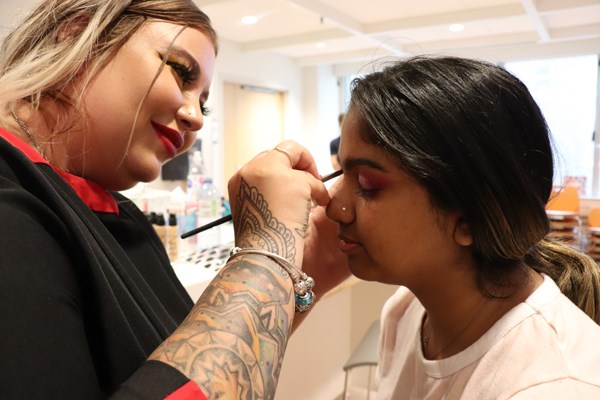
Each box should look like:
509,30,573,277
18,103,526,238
180,169,343,239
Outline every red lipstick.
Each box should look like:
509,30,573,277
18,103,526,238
152,121,183,157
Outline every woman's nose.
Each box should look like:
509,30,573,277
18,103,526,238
326,177,354,224
177,99,203,132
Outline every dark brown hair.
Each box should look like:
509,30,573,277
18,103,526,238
350,56,600,323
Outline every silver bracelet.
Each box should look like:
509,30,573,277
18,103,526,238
228,247,315,313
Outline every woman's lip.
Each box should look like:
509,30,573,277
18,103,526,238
338,236,361,254
152,121,184,156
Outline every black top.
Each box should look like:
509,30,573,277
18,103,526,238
0,129,205,399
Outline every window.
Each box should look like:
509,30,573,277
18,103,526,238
504,55,599,197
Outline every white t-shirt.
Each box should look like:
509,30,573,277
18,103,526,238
376,275,600,399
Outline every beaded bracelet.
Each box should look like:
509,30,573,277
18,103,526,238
228,247,315,313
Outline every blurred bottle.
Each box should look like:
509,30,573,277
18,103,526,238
196,177,222,249
146,211,157,225
221,196,231,217
166,213,179,261
186,150,205,198
167,186,186,260
183,150,222,251
153,212,167,249
219,196,234,243
182,150,204,255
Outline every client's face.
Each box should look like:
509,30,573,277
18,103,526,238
327,108,464,289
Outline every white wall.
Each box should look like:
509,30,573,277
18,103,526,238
200,39,306,193
301,64,344,173
275,280,398,400
276,285,352,400
199,39,344,193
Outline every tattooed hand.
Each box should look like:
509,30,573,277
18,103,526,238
227,140,331,268
150,141,330,399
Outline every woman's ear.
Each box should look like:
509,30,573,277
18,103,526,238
454,217,473,247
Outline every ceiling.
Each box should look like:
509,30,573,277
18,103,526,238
2,0,599,72
198,0,600,71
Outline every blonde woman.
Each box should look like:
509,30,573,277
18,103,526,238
0,1,343,398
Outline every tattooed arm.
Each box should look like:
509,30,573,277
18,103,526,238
150,254,295,399
150,142,330,399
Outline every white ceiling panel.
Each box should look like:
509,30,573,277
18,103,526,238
543,4,600,29
202,0,332,42
0,0,597,68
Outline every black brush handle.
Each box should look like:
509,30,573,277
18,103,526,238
180,169,343,239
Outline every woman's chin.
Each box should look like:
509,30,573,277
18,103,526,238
131,161,162,185
348,263,372,282
104,168,159,191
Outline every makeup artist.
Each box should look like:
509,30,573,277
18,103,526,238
0,1,349,399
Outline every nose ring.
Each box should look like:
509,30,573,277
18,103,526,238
341,206,347,212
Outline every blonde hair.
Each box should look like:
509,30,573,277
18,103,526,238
0,0,217,121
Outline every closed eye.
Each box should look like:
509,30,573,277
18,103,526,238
355,173,383,199
166,60,196,85
356,186,379,198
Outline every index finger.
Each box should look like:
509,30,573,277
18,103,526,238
272,140,321,180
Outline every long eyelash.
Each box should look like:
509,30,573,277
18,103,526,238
163,57,208,116
166,60,195,85
200,104,210,116
356,187,377,198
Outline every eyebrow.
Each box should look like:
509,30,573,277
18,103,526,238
342,157,388,172
168,46,200,74
167,46,210,101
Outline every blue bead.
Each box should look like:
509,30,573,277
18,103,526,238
296,291,314,306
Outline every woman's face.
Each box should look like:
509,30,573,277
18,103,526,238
327,108,469,289
69,21,216,190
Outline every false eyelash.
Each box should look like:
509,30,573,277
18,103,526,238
166,60,195,85
200,104,210,116
356,186,379,198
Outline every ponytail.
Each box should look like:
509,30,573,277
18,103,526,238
526,238,600,324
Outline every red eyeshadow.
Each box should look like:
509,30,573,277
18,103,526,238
358,171,389,190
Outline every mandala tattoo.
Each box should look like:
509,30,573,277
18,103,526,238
151,257,294,399
233,179,297,261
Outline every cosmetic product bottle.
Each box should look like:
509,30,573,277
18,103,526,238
196,177,221,250
166,213,179,261
153,212,167,250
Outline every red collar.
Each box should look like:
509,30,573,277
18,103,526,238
0,128,119,214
